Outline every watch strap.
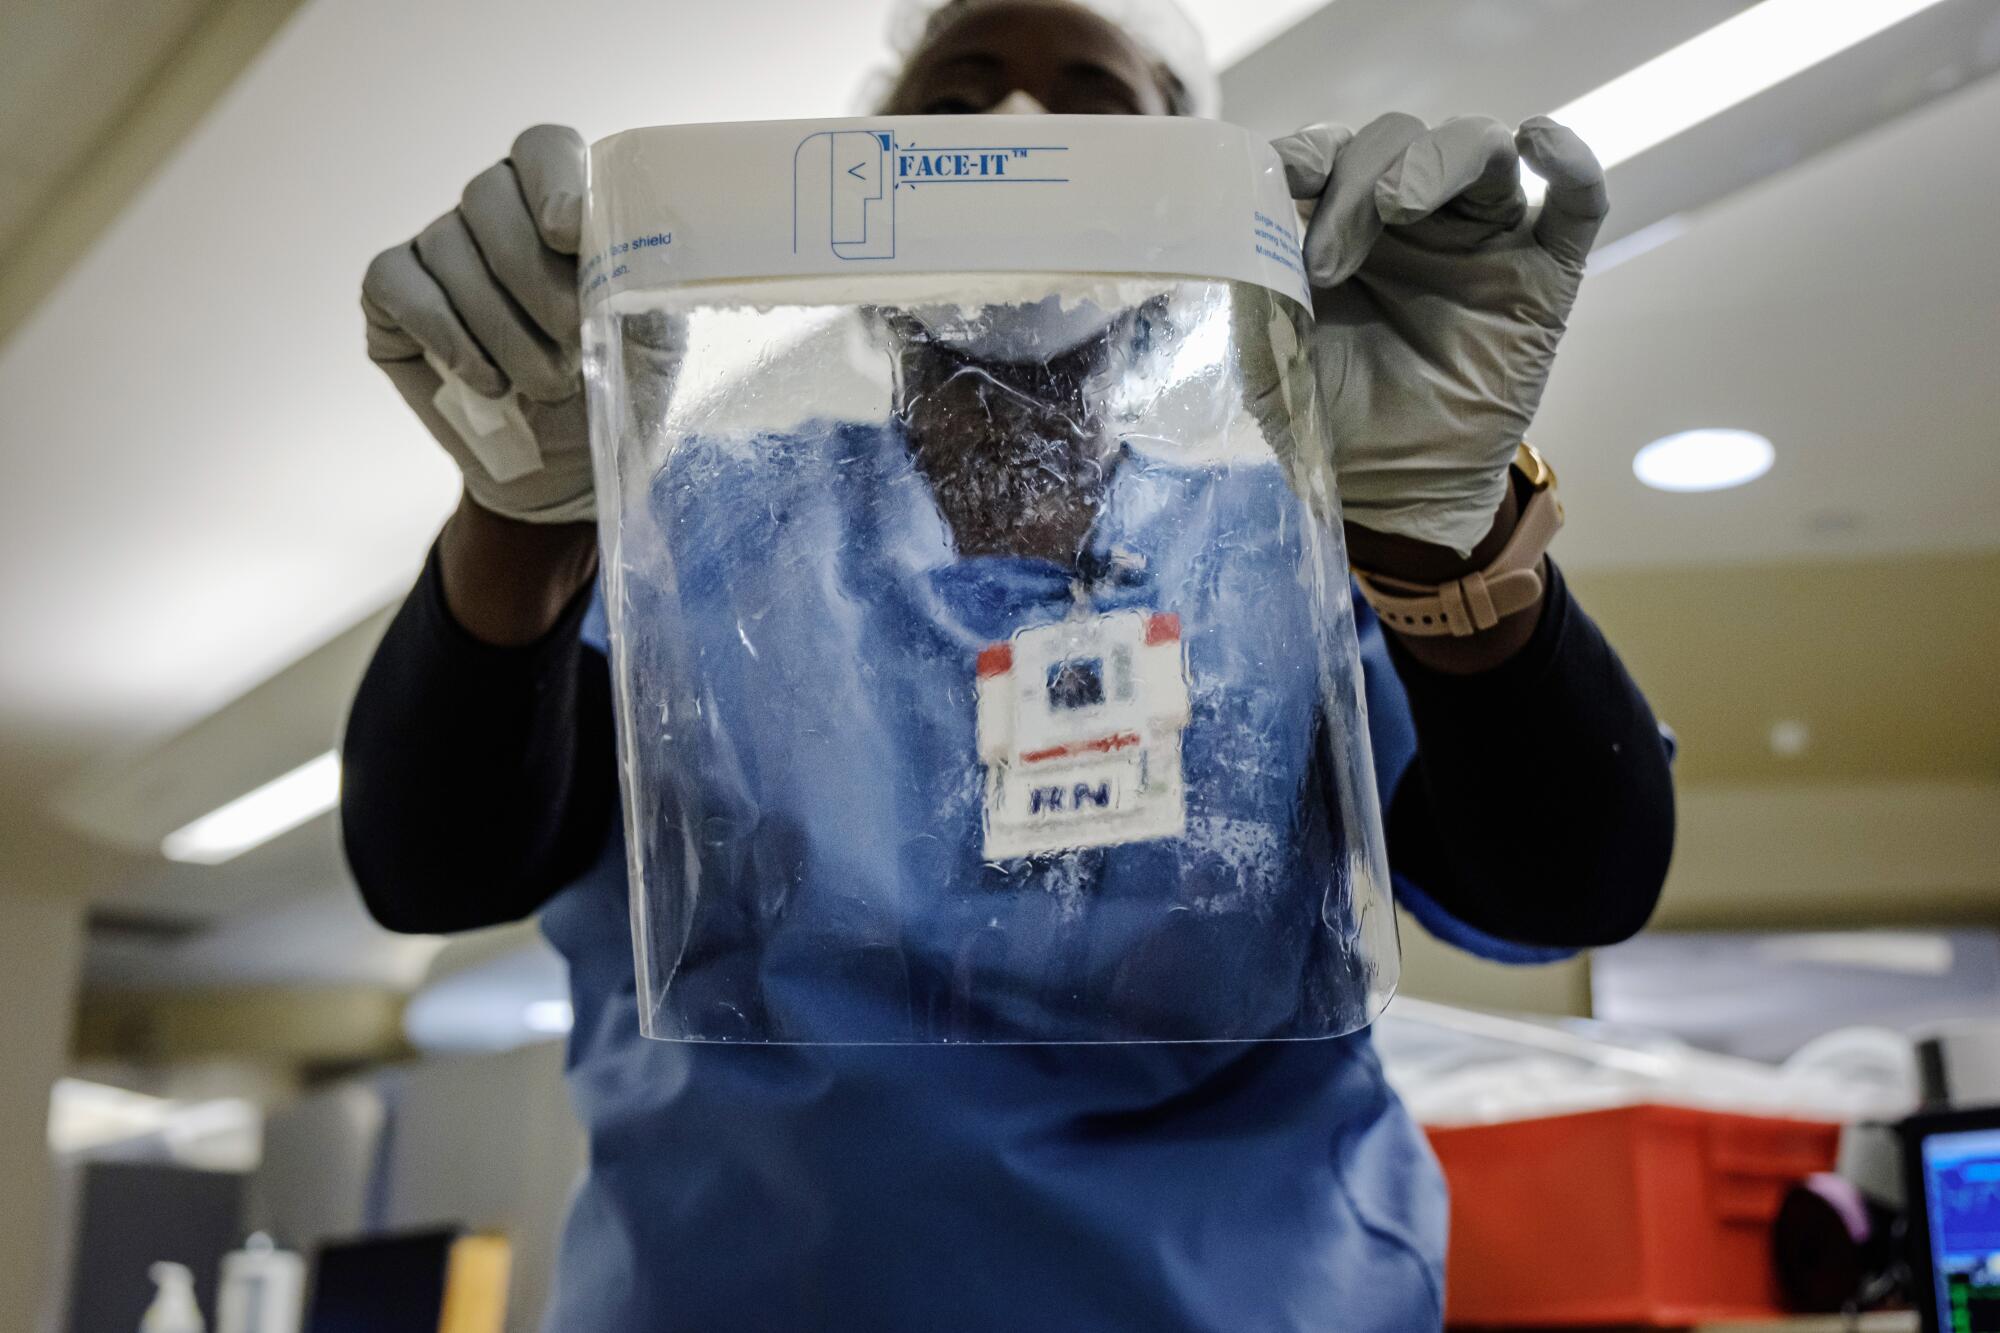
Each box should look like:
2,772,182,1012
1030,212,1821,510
1352,453,1564,639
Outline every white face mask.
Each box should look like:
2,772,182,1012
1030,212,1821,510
908,290,1126,365
901,90,1125,363
988,89,1050,115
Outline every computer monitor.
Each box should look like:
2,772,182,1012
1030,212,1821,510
1905,1106,2000,1333
304,1229,457,1333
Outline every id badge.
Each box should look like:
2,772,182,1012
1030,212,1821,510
974,608,1191,860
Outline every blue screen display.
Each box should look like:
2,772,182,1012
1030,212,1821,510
1925,1127,2000,1332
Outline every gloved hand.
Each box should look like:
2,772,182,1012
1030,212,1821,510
1272,114,1607,556
362,125,594,524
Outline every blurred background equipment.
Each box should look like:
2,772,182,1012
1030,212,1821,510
1772,1121,1907,1315
1429,1103,1840,1326
2,0,1998,1329
1919,1019,2000,1110
301,1230,509,1333
140,1261,205,1333
214,1234,305,1333
1901,1105,2000,1333
1379,1000,1916,1326
58,1164,242,1333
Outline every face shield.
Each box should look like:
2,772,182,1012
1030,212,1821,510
580,115,1398,1043
904,285,1137,363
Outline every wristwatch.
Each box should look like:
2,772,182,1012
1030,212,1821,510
1351,443,1564,638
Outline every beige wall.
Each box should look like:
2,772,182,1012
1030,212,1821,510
0,893,83,1333
1394,909,1593,1017
1657,779,2000,929
75,985,407,1065
1389,777,2000,1020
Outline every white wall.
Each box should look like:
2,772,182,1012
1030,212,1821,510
0,893,83,1333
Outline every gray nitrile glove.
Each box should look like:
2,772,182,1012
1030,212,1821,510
1272,114,1608,556
362,125,594,523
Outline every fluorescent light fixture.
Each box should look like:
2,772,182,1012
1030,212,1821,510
1526,0,1951,202
1633,428,1775,492
1760,931,1955,976
523,999,575,1035
49,1078,170,1154
48,1080,261,1167
1586,215,1690,276
162,750,341,864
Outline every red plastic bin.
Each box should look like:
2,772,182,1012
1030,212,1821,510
1425,1103,1840,1327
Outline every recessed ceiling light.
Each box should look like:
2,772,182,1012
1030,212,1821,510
1769,719,1811,757
523,999,575,1035
1633,428,1774,492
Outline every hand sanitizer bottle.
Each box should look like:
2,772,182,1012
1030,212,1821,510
140,1261,206,1333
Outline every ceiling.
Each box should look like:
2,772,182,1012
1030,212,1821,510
0,0,1320,821
0,0,1995,1003
0,0,215,256
0,0,313,345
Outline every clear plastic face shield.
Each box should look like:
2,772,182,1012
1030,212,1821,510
582,116,1398,1043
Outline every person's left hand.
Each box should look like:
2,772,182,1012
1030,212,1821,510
1272,113,1607,557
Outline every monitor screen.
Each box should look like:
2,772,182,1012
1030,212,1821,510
305,1230,456,1333
1922,1126,2000,1332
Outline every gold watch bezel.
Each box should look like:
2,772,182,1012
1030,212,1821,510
1513,442,1562,523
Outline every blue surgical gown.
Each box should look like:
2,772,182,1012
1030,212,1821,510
535,420,1549,1331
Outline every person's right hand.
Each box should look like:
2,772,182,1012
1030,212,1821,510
1272,113,1606,558
362,125,594,524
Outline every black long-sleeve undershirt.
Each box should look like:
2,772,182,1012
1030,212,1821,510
1381,559,1675,948
341,545,1672,951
